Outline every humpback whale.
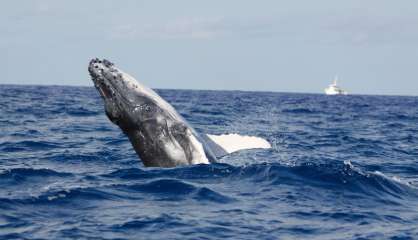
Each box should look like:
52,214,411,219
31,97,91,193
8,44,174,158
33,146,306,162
88,58,270,167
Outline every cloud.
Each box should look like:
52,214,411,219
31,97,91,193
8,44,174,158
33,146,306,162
111,17,226,40
110,14,418,46
36,1,52,14
109,16,280,41
315,13,418,46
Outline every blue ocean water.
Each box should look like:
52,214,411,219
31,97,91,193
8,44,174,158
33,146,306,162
1,84,418,240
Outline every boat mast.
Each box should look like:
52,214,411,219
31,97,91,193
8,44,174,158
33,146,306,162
333,75,338,86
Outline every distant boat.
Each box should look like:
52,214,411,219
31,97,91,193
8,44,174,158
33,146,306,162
324,76,348,95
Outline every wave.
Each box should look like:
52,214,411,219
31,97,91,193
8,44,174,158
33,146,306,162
0,168,72,180
65,107,100,117
234,161,416,201
282,108,317,114
101,161,417,203
0,158,415,207
0,140,62,152
115,179,234,203
0,177,233,207
112,214,188,231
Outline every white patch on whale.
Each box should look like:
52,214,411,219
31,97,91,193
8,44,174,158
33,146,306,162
188,133,210,164
207,134,271,154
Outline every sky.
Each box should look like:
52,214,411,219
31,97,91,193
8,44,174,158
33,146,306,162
1,0,418,95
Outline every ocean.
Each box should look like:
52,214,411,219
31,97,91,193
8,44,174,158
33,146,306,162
1,84,418,239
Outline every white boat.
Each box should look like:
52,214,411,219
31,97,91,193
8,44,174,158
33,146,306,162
324,76,348,95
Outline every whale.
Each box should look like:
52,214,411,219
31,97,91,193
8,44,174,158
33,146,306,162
88,58,270,167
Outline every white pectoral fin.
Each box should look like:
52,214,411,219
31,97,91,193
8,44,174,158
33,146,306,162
206,133,271,154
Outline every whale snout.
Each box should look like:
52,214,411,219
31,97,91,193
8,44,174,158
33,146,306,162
88,58,101,78
88,58,145,106
89,58,113,66
88,58,117,100
90,58,114,67
89,58,113,77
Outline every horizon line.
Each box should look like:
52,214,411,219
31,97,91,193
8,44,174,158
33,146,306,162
0,83,416,98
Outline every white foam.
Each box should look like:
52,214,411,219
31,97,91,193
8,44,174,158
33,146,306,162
373,171,412,187
207,133,271,154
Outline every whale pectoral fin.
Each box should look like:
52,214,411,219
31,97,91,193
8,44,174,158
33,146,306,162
200,134,229,159
205,133,271,156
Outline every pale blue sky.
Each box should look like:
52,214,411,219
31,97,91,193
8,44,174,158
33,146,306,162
1,0,418,95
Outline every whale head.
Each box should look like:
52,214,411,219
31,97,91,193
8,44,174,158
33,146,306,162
88,58,213,167
88,58,157,128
